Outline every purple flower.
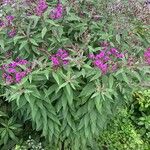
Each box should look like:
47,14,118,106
9,61,18,68
93,60,108,74
3,0,11,5
110,48,118,55
7,68,16,73
1,59,31,84
50,2,63,20
95,51,105,59
100,41,110,48
0,20,5,27
8,29,16,38
51,56,60,66
18,59,28,65
89,42,125,74
6,75,13,84
88,54,95,59
111,64,118,72
116,53,124,58
35,0,48,16
6,15,15,26
50,49,69,67
2,73,7,78
144,47,150,65
15,72,22,82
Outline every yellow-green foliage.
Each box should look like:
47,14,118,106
97,110,150,150
135,90,150,110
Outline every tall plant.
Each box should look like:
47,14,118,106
0,0,149,149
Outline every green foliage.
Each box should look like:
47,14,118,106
0,0,150,149
0,89,22,149
130,90,150,140
13,136,44,150
97,109,150,150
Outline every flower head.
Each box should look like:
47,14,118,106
50,2,63,20
6,15,15,26
50,49,69,68
144,47,150,65
1,59,31,84
89,43,125,74
7,28,16,38
35,0,48,16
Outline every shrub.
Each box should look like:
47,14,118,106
0,89,22,149
97,109,150,150
0,0,149,149
131,90,150,140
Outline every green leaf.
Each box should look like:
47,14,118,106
52,72,60,85
122,72,129,84
84,114,90,128
0,111,7,117
29,38,38,46
3,132,9,145
61,93,67,110
116,34,121,44
90,71,101,81
109,75,114,89
8,129,17,141
130,70,141,82
80,83,95,97
66,84,71,96
94,95,102,113
41,27,47,39
46,20,59,26
19,40,28,50
0,40,4,49
24,94,30,103
58,82,68,91
64,87,73,106
13,36,25,45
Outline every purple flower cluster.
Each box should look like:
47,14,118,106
35,0,48,16
144,47,150,65
6,15,15,26
0,20,5,27
3,0,11,5
89,43,124,74
7,28,16,38
1,58,31,84
0,14,16,37
50,1,63,20
0,15,15,28
50,49,69,68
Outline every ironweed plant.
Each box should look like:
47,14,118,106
0,0,150,149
